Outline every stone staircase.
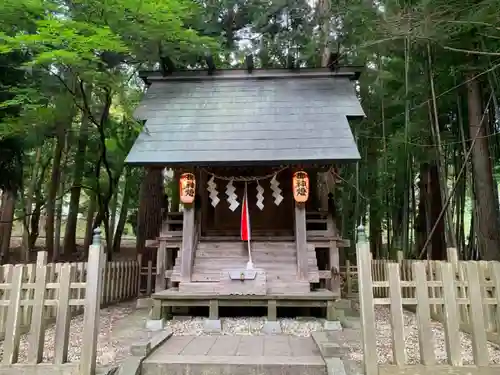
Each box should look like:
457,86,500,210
171,241,320,294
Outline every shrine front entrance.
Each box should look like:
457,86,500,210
200,168,295,238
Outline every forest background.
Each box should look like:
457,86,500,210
1,0,500,264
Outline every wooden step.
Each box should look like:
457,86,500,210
195,249,315,258
193,259,318,268
306,219,327,224
197,241,297,249
172,273,319,283
179,282,220,293
178,281,311,294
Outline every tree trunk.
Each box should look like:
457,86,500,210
428,164,446,260
21,147,42,259
113,168,133,253
54,135,69,259
83,192,96,254
0,190,16,263
46,128,65,260
466,72,500,260
63,116,90,255
136,168,164,260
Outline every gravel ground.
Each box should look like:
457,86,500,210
166,317,325,336
346,304,500,365
1,300,499,367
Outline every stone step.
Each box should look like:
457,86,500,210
141,336,327,375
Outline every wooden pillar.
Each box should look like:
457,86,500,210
327,211,340,296
329,241,340,296
80,229,105,375
155,241,166,293
180,204,195,281
295,202,309,280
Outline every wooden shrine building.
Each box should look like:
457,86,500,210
126,63,364,321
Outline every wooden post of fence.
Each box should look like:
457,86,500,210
137,254,142,297
346,260,352,296
28,251,48,364
80,228,105,375
355,225,378,375
446,247,458,268
396,250,403,264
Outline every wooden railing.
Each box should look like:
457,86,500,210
344,249,500,345
355,230,500,375
0,253,140,340
0,230,139,374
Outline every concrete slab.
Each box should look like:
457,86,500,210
181,336,218,355
142,335,327,375
263,336,292,356
324,320,343,331
141,356,327,375
325,358,347,375
145,319,164,331
136,298,152,309
236,336,264,356
207,336,240,356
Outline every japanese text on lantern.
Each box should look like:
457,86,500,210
293,171,309,203
180,173,196,204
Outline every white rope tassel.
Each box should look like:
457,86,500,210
226,179,240,211
207,175,220,207
270,174,283,206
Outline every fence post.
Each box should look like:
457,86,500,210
396,250,403,264
355,225,378,375
345,260,352,296
80,228,105,375
446,247,458,268
137,254,142,297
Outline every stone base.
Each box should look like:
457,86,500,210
136,298,153,309
262,321,282,335
146,319,164,331
324,320,342,331
203,319,222,333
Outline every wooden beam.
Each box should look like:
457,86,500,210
180,204,195,281
295,202,309,280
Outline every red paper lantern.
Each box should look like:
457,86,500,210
179,173,196,204
293,171,309,203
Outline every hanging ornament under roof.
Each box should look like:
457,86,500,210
207,175,220,207
256,182,264,210
270,174,283,206
225,179,240,211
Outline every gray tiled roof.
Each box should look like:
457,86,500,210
126,74,364,166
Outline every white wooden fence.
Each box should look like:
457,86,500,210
356,226,500,375
0,229,138,375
